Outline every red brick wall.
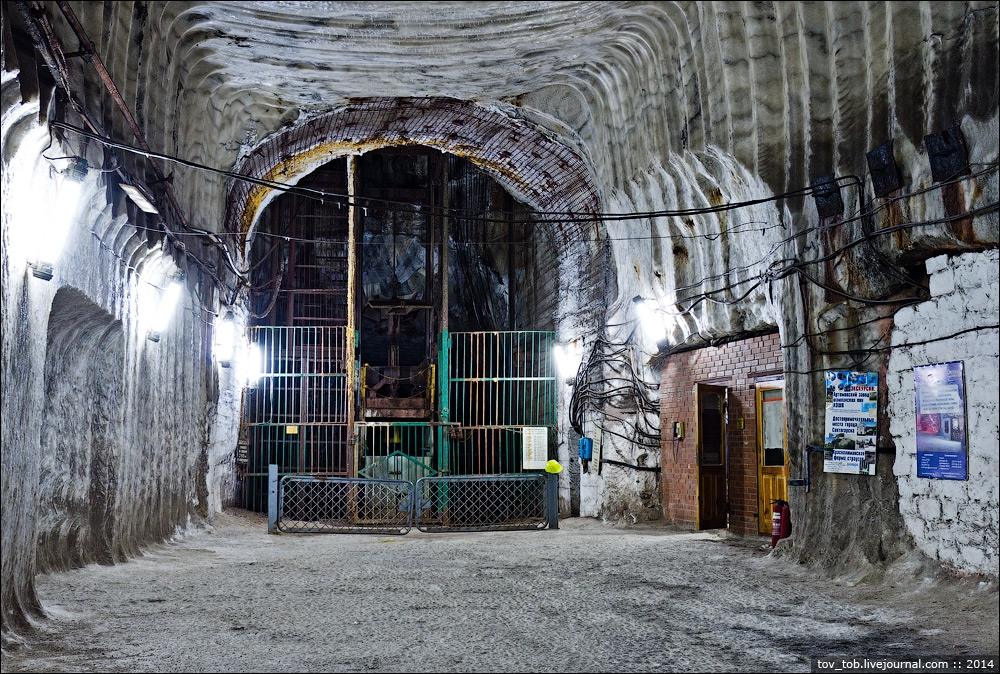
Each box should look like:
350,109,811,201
660,332,783,535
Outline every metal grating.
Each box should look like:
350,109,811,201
277,475,413,534
239,326,350,512
811,174,844,219
450,331,556,427
415,474,547,532
924,126,971,184
445,426,529,476
447,331,556,476
866,142,901,198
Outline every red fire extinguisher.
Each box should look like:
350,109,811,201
770,499,791,548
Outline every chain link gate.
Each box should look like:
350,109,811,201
275,474,413,534
414,474,547,532
269,468,556,534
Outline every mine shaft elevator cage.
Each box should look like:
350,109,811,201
240,329,556,511
237,149,558,515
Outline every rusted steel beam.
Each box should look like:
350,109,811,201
55,0,189,232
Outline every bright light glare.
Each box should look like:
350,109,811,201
215,316,236,364
554,341,584,380
150,282,183,334
35,177,82,265
635,299,674,344
241,343,265,385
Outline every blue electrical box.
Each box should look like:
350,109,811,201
578,437,593,461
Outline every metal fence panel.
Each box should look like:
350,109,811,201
239,326,350,511
449,331,556,428
445,426,525,475
447,332,557,477
277,475,413,534
414,474,547,532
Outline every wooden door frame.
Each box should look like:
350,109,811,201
695,382,728,530
755,380,787,534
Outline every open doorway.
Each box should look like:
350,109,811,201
237,147,559,510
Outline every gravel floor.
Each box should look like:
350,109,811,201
2,511,997,673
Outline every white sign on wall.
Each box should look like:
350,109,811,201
522,427,549,470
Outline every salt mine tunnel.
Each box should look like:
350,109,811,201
1,0,997,649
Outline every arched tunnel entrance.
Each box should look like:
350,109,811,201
38,288,125,570
238,146,563,511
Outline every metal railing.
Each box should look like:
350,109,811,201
414,474,547,532
275,474,413,534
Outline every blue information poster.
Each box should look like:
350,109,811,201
823,371,878,475
914,361,968,481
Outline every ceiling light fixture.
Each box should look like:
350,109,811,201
120,181,159,214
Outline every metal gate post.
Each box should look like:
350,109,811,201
268,464,278,534
545,472,559,529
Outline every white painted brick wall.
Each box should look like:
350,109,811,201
889,249,1000,578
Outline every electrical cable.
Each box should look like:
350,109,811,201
52,120,867,226
47,118,1000,237
600,458,662,473
660,201,998,318
781,324,998,375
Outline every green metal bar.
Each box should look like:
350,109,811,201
438,329,450,474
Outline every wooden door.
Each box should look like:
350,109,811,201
756,382,788,534
696,383,728,530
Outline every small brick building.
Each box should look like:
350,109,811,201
660,331,785,536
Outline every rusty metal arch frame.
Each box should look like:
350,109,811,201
223,97,602,249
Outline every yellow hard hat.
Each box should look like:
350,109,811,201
545,459,563,474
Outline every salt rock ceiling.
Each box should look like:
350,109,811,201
47,1,998,235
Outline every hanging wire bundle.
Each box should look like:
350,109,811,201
569,334,662,452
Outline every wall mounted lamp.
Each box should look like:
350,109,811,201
633,295,675,346
554,339,584,385
146,278,183,342
28,163,86,281
215,313,236,367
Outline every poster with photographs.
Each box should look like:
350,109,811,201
914,361,968,481
823,371,878,475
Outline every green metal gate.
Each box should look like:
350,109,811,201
446,331,557,475
241,329,556,512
